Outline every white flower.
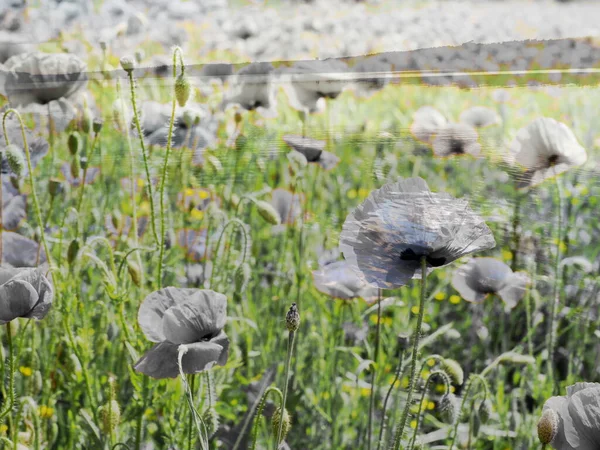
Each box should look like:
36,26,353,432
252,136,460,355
459,106,501,129
510,118,587,187
410,106,447,144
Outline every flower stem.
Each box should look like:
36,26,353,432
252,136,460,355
76,132,100,213
367,289,383,450
126,70,160,246
2,110,52,268
448,374,488,450
249,387,283,450
0,323,15,422
392,256,428,450
276,330,296,449
547,175,564,392
376,349,405,450
157,47,184,289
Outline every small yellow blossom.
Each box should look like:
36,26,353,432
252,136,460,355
449,295,461,305
434,292,446,301
410,419,417,429
39,405,54,419
19,366,33,377
347,189,357,199
190,209,204,221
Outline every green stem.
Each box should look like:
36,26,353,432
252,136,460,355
126,70,159,246
367,289,383,450
0,323,15,422
2,110,52,268
157,47,184,289
76,132,100,213
547,175,564,391
392,256,428,450
376,349,405,450
249,387,283,450
276,331,296,449
134,376,148,450
448,374,488,450
187,375,197,450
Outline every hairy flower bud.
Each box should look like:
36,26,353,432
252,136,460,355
439,393,459,424
272,407,291,441
478,399,492,424
5,144,25,177
537,409,558,445
255,200,281,225
442,359,464,386
68,133,79,155
120,56,135,73
286,303,300,332
98,400,121,433
175,74,191,107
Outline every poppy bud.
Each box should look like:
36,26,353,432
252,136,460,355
271,407,291,441
287,151,307,176
127,260,142,287
81,108,93,134
98,400,121,433
202,408,219,437
120,56,135,73
234,263,251,293
10,174,20,190
442,359,464,386
67,239,80,266
34,370,43,394
5,144,25,177
93,118,104,134
439,393,459,424
70,158,80,179
396,333,410,352
537,409,558,445
205,155,223,174
175,74,191,107
255,200,280,225
99,41,107,51
234,111,243,125
80,156,88,170
286,303,300,332
135,50,145,64
68,133,79,155
478,399,492,424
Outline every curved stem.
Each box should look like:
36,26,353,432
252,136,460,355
367,288,383,449
547,175,564,391
376,350,405,450
392,256,428,450
2,110,52,268
249,387,283,450
209,218,249,288
448,374,488,450
157,47,184,289
276,331,296,449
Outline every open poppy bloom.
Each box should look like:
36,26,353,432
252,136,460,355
541,383,600,450
134,288,229,379
312,260,377,302
451,257,529,310
339,177,495,289
283,135,340,170
0,267,53,324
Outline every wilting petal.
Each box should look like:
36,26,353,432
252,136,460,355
0,279,38,324
2,232,46,267
497,272,530,310
161,290,227,344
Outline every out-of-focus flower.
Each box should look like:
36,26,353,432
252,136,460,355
410,106,447,144
0,116,49,177
176,228,210,262
339,177,495,289
459,106,501,129
351,56,391,96
0,267,53,324
135,288,229,379
432,123,481,158
283,135,339,170
2,232,46,267
222,62,277,117
540,382,600,450
509,117,587,187
451,257,529,310
270,188,303,225
60,163,100,187
312,260,377,302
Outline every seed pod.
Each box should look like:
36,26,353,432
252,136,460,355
120,56,135,73
442,359,464,386
80,156,88,170
70,158,80,179
175,74,191,107
537,409,558,445
67,239,80,266
81,108,93,134
68,133,80,155
255,200,280,225
5,144,25,177
271,407,291,442
98,400,121,434
33,370,43,394
93,118,104,134
286,303,300,332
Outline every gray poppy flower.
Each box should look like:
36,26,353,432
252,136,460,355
451,258,529,310
222,63,276,116
280,59,349,113
134,288,229,379
0,267,53,324
509,117,587,187
282,135,340,170
0,32,32,64
541,382,600,450
351,56,391,96
177,228,210,262
432,123,481,157
459,106,501,129
2,180,26,231
270,188,303,225
2,232,46,267
312,260,377,301
410,106,447,144
2,52,87,106
339,177,495,289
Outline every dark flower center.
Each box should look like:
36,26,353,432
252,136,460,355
449,139,465,154
400,248,446,267
548,154,559,166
